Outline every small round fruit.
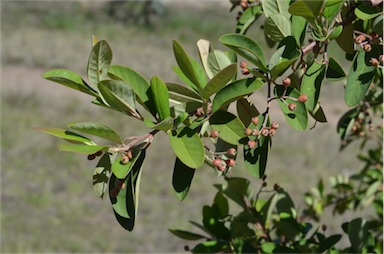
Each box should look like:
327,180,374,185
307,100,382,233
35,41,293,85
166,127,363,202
217,164,227,172
262,174,267,181
227,148,237,156
322,224,327,231
244,128,253,136
262,182,267,187
252,129,259,136
370,58,379,67
226,158,236,167
269,128,276,136
194,107,204,117
271,121,279,129
87,153,96,160
298,94,308,103
240,61,247,69
283,77,291,87
273,183,280,191
242,68,250,75
261,128,269,137
363,43,372,52
121,155,129,165
354,34,366,44
251,116,259,125
288,103,297,111
210,130,219,138
247,140,256,149
126,150,133,159
213,158,223,167
95,150,103,157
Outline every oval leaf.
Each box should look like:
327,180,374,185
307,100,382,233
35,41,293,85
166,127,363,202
68,122,122,144
202,64,237,99
58,143,107,154
264,14,291,42
87,40,112,88
326,57,346,81
169,127,205,169
207,49,233,78
148,76,170,121
98,80,137,114
300,61,326,111
210,111,246,145
93,153,113,198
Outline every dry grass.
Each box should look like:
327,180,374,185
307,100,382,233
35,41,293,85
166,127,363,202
1,1,365,252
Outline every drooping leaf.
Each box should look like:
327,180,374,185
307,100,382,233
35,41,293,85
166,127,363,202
98,80,137,114
108,65,150,106
212,78,264,113
57,143,107,154
147,76,170,121
300,61,326,111
210,111,246,145
42,69,98,96
169,127,205,169
169,229,207,240
309,103,327,123
275,86,308,130
68,122,122,144
87,40,112,88
219,34,267,72
236,5,263,35
336,22,354,54
345,50,376,107
34,127,94,144
236,98,260,127
172,158,195,201
207,50,233,78
93,153,113,198
264,14,291,42
326,57,346,81
202,64,237,99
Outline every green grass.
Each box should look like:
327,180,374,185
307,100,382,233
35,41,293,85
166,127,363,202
1,1,370,252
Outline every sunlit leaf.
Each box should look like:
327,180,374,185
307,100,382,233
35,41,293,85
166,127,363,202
68,121,122,144
98,80,137,114
148,76,170,121
34,127,93,144
87,40,112,88
93,153,113,198
288,0,324,18
202,64,237,99
261,0,290,18
300,61,326,111
207,50,233,78
210,111,246,145
264,14,291,42
57,143,107,154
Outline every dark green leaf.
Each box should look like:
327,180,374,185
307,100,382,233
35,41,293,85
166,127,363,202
309,103,327,123
202,64,237,99
172,158,195,201
336,22,354,54
143,117,173,132
169,127,205,169
166,82,202,104
210,111,246,145
169,229,207,240
269,36,300,79
192,240,229,253
148,76,170,121
264,14,291,42
58,143,107,154
112,151,144,180
326,57,346,81
236,98,260,127
202,206,231,240
288,0,324,18
215,177,253,208
42,69,98,96
318,234,342,253
87,40,112,88
236,5,263,34
300,61,326,111
345,50,376,106
212,78,264,113
346,218,369,252
68,122,122,144
213,191,229,219
219,34,267,72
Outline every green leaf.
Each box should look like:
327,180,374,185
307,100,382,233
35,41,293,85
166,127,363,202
346,218,369,252
326,57,346,81
210,111,246,145
108,65,150,106
219,34,267,72
169,127,205,169
202,64,237,99
58,143,107,154
300,61,326,111
166,83,202,105
215,177,253,208
269,36,300,79
275,86,308,130
42,69,98,96
264,14,291,42
147,76,170,121
336,22,354,54
318,235,342,253
236,98,260,127
173,40,206,91
143,117,173,132
98,80,137,114
68,122,122,144
202,206,231,240
288,0,324,18
87,40,112,88
172,158,195,201
207,50,233,78
112,151,144,180
34,127,93,144
212,78,264,113
172,66,199,92
236,5,263,35
345,50,376,107
213,191,229,219
323,0,343,20
291,15,308,46
355,4,382,20
169,229,206,240
93,153,113,198
261,0,290,18
197,39,214,79
310,103,327,123
192,240,229,253
109,175,129,218
261,242,276,253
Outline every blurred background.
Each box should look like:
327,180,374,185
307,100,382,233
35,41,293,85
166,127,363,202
1,1,365,252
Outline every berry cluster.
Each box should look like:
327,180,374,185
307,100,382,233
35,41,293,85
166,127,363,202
211,148,237,173
354,32,383,67
240,61,250,75
120,150,133,165
87,150,103,160
282,77,308,111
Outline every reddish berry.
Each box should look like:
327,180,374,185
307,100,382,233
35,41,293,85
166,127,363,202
288,103,297,111
363,44,372,52
354,35,366,44
121,182,126,190
240,61,247,69
87,153,96,160
213,159,223,167
370,58,379,67
251,116,259,125
269,128,276,136
252,129,259,136
298,94,308,103
245,128,253,136
210,130,219,138
271,121,279,129
226,158,236,167
261,128,269,137
247,140,256,149
217,164,227,172
121,155,129,165
242,68,250,75
194,107,203,117
126,150,133,159
273,183,280,191
227,148,237,156
283,77,291,87
240,0,248,10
